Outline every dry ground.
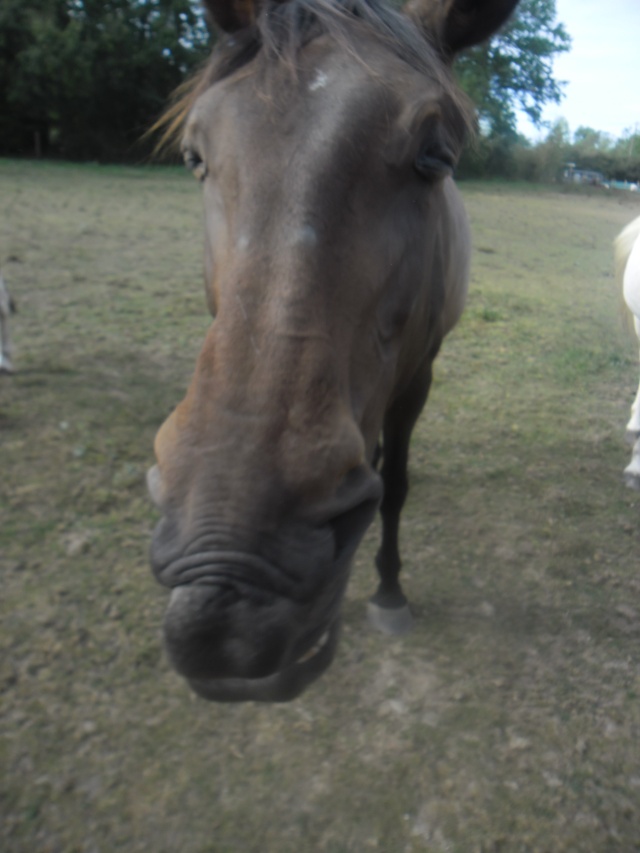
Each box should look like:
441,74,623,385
1,159,640,852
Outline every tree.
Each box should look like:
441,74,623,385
573,126,614,154
455,0,571,138
566,126,640,184
0,0,66,155
0,0,210,160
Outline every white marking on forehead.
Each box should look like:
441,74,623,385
236,234,250,251
309,71,330,92
290,225,318,248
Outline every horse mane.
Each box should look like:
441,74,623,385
153,0,472,155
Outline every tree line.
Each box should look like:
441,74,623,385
2,0,589,173
1,0,209,160
460,121,640,184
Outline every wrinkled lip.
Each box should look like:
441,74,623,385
149,464,381,702
183,617,341,702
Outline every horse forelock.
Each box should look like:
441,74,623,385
153,0,474,155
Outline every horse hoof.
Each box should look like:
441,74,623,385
624,471,640,491
367,601,413,636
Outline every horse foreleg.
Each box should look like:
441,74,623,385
625,381,640,442
0,275,14,374
626,319,640,440
623,318,640,488
624,436,640,490
367,362,433,636
0,320,13,374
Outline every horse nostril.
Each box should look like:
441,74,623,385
146,464,166,509
163,584,289,680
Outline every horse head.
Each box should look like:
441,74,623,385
149,0,519,701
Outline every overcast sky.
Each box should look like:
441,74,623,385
516,0,640,141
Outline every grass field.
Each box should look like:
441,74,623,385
1,159,640,852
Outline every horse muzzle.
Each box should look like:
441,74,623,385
158,559,345,702
148,465,382,701
166,583,342,702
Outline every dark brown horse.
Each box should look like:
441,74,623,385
148,0,519,701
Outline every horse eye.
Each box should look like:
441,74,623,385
182,146,207,182
414,148,454,181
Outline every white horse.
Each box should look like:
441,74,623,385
615,214,640,488
0,271,15,374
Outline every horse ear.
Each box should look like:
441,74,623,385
202,0,258,32
405,0,519,56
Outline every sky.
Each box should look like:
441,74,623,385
516,0,640,141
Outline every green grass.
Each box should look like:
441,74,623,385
2,159,640,852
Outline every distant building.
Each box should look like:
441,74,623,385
563,163,605,186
